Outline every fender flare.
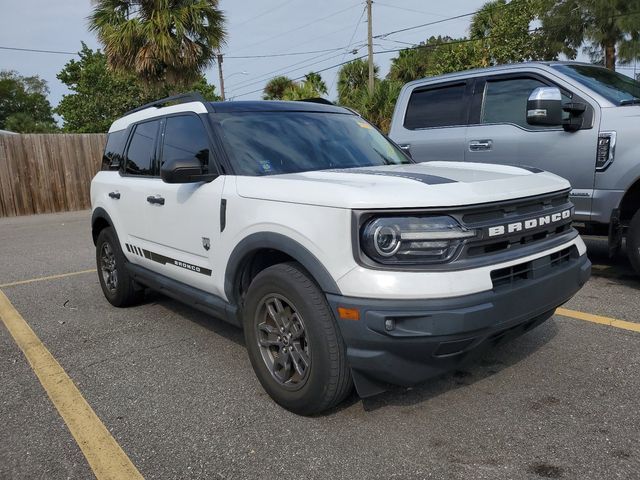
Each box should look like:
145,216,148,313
224,232,341,303
91,207,115,244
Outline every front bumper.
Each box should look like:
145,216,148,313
327,251,591,397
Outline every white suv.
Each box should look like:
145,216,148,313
91,93,591,414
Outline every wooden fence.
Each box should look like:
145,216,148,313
0,134,106,217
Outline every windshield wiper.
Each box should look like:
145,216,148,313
619,98,640,106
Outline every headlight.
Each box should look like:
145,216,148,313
360,216,476,265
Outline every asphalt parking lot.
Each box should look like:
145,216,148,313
1,211,639,480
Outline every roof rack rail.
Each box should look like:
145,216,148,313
123,92,213,116
297,97,335,106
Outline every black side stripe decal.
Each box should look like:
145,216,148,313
328,168,457,185
125,243,211,276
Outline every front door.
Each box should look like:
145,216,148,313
143,114,225,295
465,75,599,220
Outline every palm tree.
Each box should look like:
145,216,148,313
88,0,226,88
540,0,640,70
337,59,377,105
303,72,327,96
262,76,295,100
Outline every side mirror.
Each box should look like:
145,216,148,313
160,153,217,184
526,87,563,126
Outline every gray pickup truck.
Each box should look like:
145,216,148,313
389,61,640,274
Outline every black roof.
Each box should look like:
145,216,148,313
208,100,350,114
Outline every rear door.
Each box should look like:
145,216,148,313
391,80,471,162
465,73,599,219
143,114,225,295
115,118,162,265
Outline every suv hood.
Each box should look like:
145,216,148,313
235,161,570,209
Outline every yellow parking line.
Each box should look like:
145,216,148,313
0,289,143,480
0,269,96,288
556,307,640,333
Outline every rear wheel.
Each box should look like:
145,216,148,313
96,227,143,307
627,209,640,276
243,262,352,415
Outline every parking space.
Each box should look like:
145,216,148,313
1,211,639,480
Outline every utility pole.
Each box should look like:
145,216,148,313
217,51,226,101
367,0,374,95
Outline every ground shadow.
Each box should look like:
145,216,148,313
359,319,559,413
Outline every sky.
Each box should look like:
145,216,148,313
0,0,491,109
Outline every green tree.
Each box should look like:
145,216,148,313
0,70,57,133
540,0,640,70
56,43,220,133
470,0,559,65
262,76,296,100
88,0,226,88
337,59,378,104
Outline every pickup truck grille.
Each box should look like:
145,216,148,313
455,190,574,261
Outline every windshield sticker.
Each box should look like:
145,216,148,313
259,160,273,173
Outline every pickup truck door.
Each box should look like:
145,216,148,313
390,80,471,162
142,114,225,296
464,74,599,221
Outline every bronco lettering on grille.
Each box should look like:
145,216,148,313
487,209,571,238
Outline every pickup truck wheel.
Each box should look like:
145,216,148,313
627,209,640,275
243,262,352,415
96,227,143,307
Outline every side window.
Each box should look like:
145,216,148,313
404,83,467,130
481,78,572,128
161,115,210,169
102,129,128,171
124,120,160,176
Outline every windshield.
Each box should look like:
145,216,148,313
552,64,640,105
214,111,411,176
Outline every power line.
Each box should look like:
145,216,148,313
374,2,449,18
329,4,367,93
228,2,363,54
232,0,298,28
225,47,346,59
0,45,77,55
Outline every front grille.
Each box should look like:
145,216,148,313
490,246,577,289
457,191,574,261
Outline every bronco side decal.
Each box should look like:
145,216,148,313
125,243,212,276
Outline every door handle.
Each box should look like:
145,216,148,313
108,191,120,199
146,195,165,205
469,139,493,151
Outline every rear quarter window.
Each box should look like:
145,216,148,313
101,129,128,171
403,83,467,130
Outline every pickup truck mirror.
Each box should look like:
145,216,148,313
160,151,217,184
526,87,563,126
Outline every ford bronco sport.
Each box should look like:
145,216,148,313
91,93,590,415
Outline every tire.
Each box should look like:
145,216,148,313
96,227,143,307
243,262,352,415
627,209,640,276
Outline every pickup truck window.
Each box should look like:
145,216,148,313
125,120,160,176
161,115,210,168
216,111,411,176
482,78,546,128
482,77,571,128
553,64,640,105
404,83,466,129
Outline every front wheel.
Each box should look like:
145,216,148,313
243,262,352,415
627,209,640,276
